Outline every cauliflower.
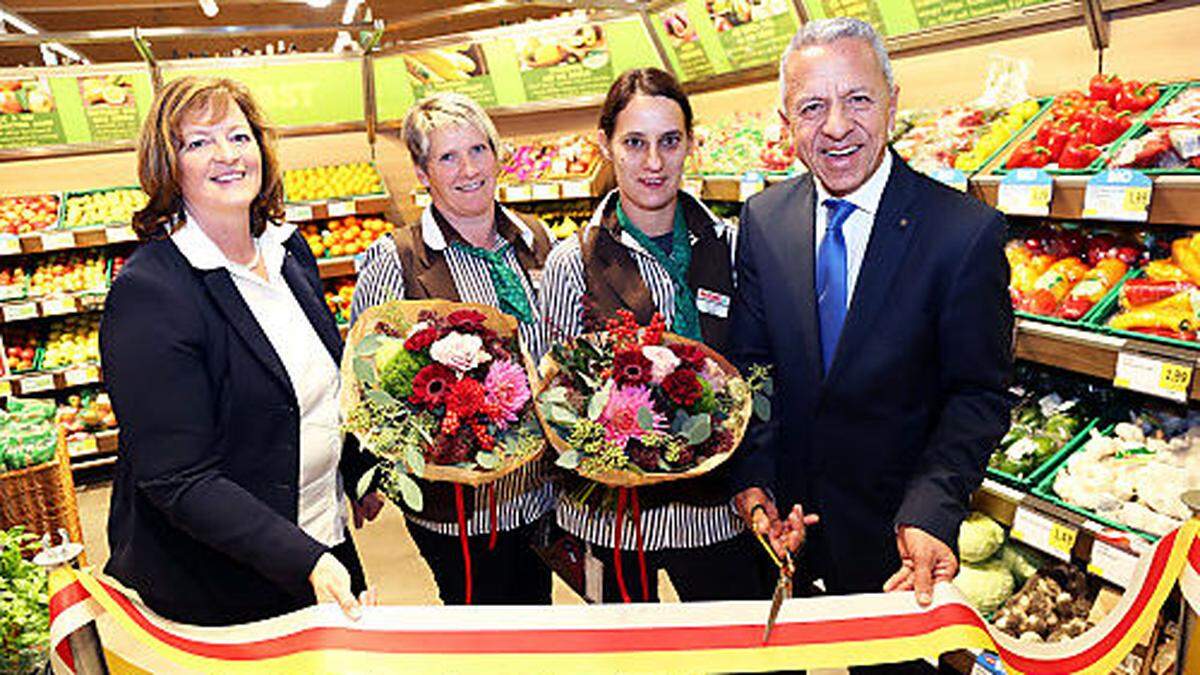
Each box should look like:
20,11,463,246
954,558,1014,615
958,512,1006,563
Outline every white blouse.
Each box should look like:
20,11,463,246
171,215,347,547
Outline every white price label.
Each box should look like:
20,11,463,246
413,191,432,208
63,366,100,386
531,183,560,201
0,236,21,255
504,185,533,202
1010,505,1077,561
997,169,1052,216
0,286,25,302
682,178,704,198
19,374,55,394
739,172,765,201
284,204,314,222
561,180,591,199
1087,539,1139,588
327,200,355,217
1113,351,1193,402
105,225,138,243
930,168,969,192
1082,170,1152,222
40,297,75,316
2,303,38,322
40,231,75,250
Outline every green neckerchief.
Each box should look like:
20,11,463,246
449,239,535,324
615,198,701,340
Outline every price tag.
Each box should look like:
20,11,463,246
40,297,75,316
1009,505,1077,561
0,235,22,255
105,225,138,243
1083,169,1152,222
67,436,98,457
0,380,11,398
284,204,314,222
19,373,55,394
930,168,968,192
504,185,533,202
531,183,560,201
682,177,704,198
327,200,355,218
63,365,100,387
2,302,38,322
0,286,25,302
739,172,765,201
40,231,76,250
997,169,1052,216
561,180,591,199
1113,351,1193,402
1087,539,1139,588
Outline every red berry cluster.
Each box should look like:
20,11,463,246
604,310,667,351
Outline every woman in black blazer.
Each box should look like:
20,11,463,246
100,76,381,626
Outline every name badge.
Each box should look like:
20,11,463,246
696,288,730,318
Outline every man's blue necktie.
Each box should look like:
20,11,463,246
817,198,856,374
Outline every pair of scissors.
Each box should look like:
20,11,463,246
753,531,794,645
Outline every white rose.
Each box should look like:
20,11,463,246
642,345,681,385
429,332,492,372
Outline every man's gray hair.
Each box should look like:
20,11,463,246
778,17,894,109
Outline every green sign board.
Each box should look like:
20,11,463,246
652,0,801,83
163,57,364,128
802,0,1056,36
404,43,500,108
0,69,152,150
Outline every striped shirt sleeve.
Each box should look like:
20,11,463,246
539,235,587,345
350,235,405,325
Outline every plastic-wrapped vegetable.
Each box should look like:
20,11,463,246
954,558,1015,615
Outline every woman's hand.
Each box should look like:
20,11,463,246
309,553,362,620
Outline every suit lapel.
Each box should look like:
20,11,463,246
782,177,823,384
200,269,292,394
281,250,343,363
824,159,918,384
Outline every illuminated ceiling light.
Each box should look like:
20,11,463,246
199,0,219,18
341,0,363,24
306,0,333,8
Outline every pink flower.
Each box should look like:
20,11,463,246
701,358,727,390
483,360,531,429
641,345,680,385
598,385,665,446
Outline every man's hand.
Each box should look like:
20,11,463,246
310,553,363,621
734,487,819,560
883,525,958,606
352,491,385,529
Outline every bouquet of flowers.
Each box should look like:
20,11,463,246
341,300,544,511
535,310,771,487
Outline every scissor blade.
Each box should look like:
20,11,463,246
761,577,787,644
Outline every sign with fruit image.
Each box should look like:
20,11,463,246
404,44,498,108
513,24,614,102
78,74,140,143
706,0,799,71
0,77,66,149
653,3,717,82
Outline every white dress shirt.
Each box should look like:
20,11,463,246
813,151,894,306
171,214,348,548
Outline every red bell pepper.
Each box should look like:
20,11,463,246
1115,81,1160,112
1089,73,1123,105
1087,110,1132,146
1059,140,1101,169
1127,326,1198,342
1120,278,1196,308
1007,141,1051,169
1036,122,1073,161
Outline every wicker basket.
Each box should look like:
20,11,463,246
0,429,85,560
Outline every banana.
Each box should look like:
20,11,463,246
412,50,471,82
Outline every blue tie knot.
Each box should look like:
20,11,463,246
823,198,856,232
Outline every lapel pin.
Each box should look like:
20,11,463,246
899,217,909,228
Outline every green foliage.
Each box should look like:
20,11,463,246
0,526,49,675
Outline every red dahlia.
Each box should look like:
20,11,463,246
446,377,486,418
662,369,703,407
446,309,489,333
669,343,707,371
410,364,456,408
404,326,439,352
613,349,652,386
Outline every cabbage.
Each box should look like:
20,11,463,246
958,511,1005,563
954,558,1014,615
998,542,1043,586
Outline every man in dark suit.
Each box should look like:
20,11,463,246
729,16,1013,613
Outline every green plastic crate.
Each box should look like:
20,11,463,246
1089,267,1200,351
1102,82,1200,175
985,417,1099,489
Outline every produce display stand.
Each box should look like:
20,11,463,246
0,429,85,564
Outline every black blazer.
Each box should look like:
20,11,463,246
100,226,375,625
728,154,1013,593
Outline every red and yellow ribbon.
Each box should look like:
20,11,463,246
50,519,1200,675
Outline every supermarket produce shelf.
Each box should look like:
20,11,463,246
317,255,358,279
0,292,106,324
1,364,102,397
282,194,390,223
972,174,1200,227
0,225,138,258
1014,317,1200,401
